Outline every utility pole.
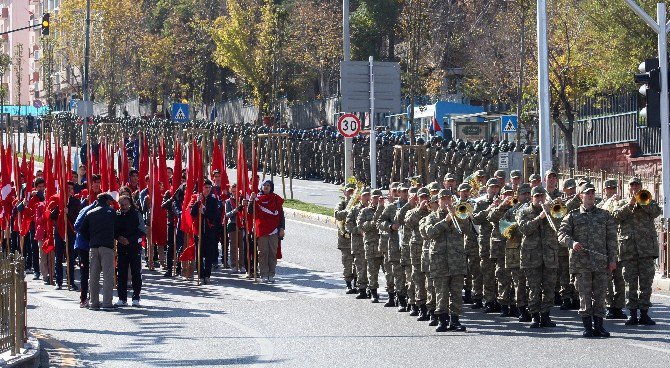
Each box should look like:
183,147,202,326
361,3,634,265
625,0,670,218
82,0,91,144
536,0,552,179
342,0,353,180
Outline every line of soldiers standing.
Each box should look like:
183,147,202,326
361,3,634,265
334,169,661,336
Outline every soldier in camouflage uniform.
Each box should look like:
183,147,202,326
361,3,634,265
612,177,661,326
422,190,471,332
396,185,416,312
504,184,532,321
487,185,517,317
404,188,431,317
335,184,357,294
472,178,501,313
558,178,580,310
378,182,407,308
418,191,439,325
358,189,384,303
529,174,542,188
598,179,627,320
456,183,483,308
346,188,369,299
377,184,396,301
558,183,618,338
517,186,561,328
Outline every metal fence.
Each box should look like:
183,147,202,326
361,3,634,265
0,252,26,356
574,112,638,147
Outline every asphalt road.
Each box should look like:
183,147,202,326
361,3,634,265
27,215,670,368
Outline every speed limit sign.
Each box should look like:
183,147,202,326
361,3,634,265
337,113,361,138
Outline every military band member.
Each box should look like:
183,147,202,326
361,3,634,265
487,185,516,317
404,188,431,317
507,184,532,321
377,183,398,304
544,170,561,200
378,183,407,308
598,179,627,320
509,170,523,191
494,170,506,188
516,186,561,328
346,188,370,299
558,183,618,338
472,178,502,313
457,183,483,308
443,173,458,192
529,174,542,189
358,189,384,303
396,185,416,312
612,177,661,326
335,183,357,294
418,192,440,326
558,178,579,310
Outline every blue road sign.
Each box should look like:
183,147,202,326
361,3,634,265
501,115,518,133
172,103,190,122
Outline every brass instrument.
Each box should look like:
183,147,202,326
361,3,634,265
339,177,365,238
409,176,421,188
445,204,464,235
549,199,568,219
454,201,473,220
463,172,481,197
499,218,518,239
635,189,652,206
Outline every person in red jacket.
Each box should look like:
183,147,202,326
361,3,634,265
248,180,285,283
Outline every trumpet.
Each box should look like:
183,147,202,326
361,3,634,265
635,189,652,206
454,201,473,220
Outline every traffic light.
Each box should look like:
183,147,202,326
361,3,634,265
41,13,50,36
635,58,660,128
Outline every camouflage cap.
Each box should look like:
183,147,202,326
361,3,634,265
529,174,542,182
531,186,547,196
372,189,383,197
475,169,486,177
427,181,441,191
417,188,430,197
486,178,501,187
344,183,356,190
494,170,506,178
510,170,522,178
518,183,532,195
544,169,557,177
502,185,514,194
457,183,472,192
360,187,371,195
604,179,617,188
580,183,596,194
398,183,410,191
443,173,456,181
438,189,452,198
628,177,642,185
577,177,590,186
408,187,419,195
562,178,577,190
429,194,439,203
390,182,400,189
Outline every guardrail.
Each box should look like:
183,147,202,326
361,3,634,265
0,252,27,356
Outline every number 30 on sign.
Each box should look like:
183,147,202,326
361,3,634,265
337,113,361,138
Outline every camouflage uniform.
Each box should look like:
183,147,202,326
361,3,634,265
558,205,617,318
460,199,482,302
419,214,437,315
505,203,529,311
335,197,355,284
397,200,415,306
378,199,406,299
346,203,367,290
597,196,626,313
473,197,497,307
488,201,516,309
358,203,383,291
612,197,662,312
405,206,430,308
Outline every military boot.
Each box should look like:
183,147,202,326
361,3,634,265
483,301,496,313
355,288,368,300
560,298,572,310
408,304,419,316
509,305,520,318
417,304,430,321
384,292,396,307
554,292,562,306
581,316,594,338
593,317,610,337
639,309,656,325
428,310,439,326
605,308,627,320
447,315,466,332
529,313,541,328
540,312,556,327
471,299,483,309
435,314,449,332
370,289,379,303
463,289,473,304
518,307,532,322
499,305,511,317
346,281,358,294
570,298,581,310
625,309,638,326
397,295,407,312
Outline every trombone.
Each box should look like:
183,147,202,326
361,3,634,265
635,189,652,206
540,199,566,233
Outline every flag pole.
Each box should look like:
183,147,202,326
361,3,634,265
252,138,258,283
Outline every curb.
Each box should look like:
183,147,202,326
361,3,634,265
283,208,336,226
1,333,40,368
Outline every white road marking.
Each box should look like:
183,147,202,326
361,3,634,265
213,314,275,366
286,218,337,231
652,293,670,299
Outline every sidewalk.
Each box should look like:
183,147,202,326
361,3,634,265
0,333,40,368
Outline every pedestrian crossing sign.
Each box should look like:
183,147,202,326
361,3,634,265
172,103,190,123
501,115,518,133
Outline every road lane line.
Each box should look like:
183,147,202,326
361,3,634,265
286,218,337,231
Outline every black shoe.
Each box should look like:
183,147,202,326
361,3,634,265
499,305,511,317
593,316,610,337
366,289,372,299
355,288,368,300
560,299,572,310
428,310,438,326
471,299,483,309
582,316,594,338
163,270,173,278
609,308,627,320
370,288,379,303
448,314,466,332
417,305,430,321
639,309,656,326
33,274,41,280
396,295,407,312
408,304,419,317
55,284,62,290
346,281,357,294
540,312,556,328
570,298,581,310
201,278,208,285
68,284,79,292
625,309,639,326
384,292,396,307
463,289,473,304
529,313,541,328
554,292,562,306
493,301,502,312
518,307,532,322
436,314,449,332
483,302,496,313
510,305,520,318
